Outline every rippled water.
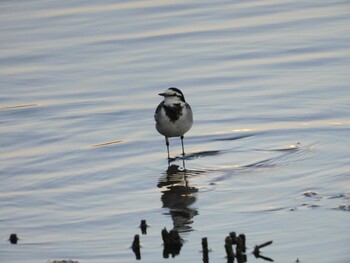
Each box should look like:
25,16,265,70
1,1,350,262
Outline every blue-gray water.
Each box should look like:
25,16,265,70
1,1,350,262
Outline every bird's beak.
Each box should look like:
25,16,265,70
158,93,166,97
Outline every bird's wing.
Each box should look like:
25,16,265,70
154,102,164,122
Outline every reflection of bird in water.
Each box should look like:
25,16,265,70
158,163,199,233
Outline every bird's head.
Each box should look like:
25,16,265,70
159,87,186,105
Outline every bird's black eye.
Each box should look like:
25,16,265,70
173,93,177,96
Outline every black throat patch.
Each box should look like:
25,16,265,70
163,103,183,123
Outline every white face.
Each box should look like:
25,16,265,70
163,94,182,105
160,88,185,105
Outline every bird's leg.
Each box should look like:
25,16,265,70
180,135,185,156
165,137,170,159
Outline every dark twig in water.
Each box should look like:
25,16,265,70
131,234,141,260
254,254,274,262
235,234,247,263
162,228,183,258
236,252,247,263
202,237,209,263
130,223,275,262
236,235,243,254
229,232,237,245
253,240,273,261
224,236,235,262
238,234,246,253
140,219,148,235
256,240,273,250
9,234,19,244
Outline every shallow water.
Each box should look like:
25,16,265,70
1,1,350,262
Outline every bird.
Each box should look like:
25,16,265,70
9,233,19,244
154,87,193,159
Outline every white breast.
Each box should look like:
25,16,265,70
155,104,193,137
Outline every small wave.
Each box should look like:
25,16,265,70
92,140,125,147
0,103,40,110
212,134,254,141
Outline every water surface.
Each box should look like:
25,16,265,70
1,1,350,262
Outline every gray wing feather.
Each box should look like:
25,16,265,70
154,102,164,122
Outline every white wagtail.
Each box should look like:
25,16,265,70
154,87,193,159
